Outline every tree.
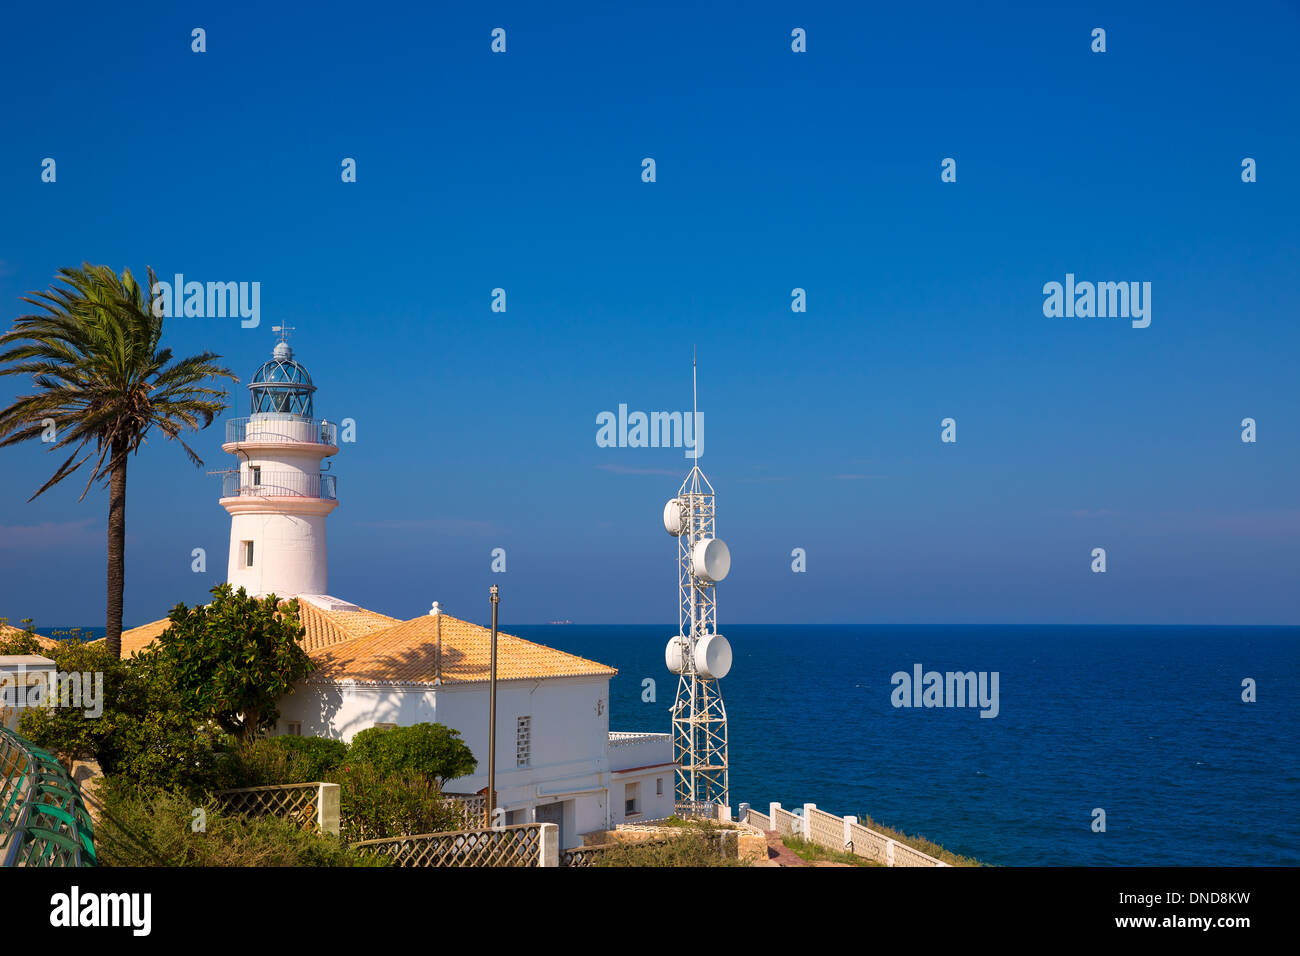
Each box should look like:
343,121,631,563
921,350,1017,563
0,264,235,658
147,584,316,743
348,723,477,788
17,638,229,796
0,617,43,655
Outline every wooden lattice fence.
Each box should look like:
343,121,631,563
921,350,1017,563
352,823,543,867
214,783,325,833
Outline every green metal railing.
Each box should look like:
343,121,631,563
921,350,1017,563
0,726,96,867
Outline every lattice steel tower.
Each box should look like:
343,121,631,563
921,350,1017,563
663,363,733,807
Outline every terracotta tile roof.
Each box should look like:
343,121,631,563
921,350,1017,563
84,597,396,658
297,600,400,653
306,612,618,686
84,618,175,657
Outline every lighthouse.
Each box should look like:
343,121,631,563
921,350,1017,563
219,328,339,598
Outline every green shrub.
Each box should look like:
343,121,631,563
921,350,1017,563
347,723,476,786
94,784,386,867
17,640,230,798
227,736,349,787
0,618,43,655
592,831,746,867
328,761,468,843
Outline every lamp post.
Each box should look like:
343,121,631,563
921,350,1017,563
486,584,499,829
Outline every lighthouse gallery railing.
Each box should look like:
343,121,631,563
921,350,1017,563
225,415,337,446
221,471,337,500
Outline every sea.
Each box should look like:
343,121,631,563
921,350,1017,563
519,624,1299,867
36,622,1298,866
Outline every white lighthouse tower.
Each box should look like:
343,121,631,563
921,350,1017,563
219,328,339,598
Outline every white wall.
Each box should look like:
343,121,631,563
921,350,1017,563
275,675,615,848
0,656,56,731
226,510,329,597
608,733,675,824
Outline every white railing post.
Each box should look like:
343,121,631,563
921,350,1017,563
769,802,781,831
538,822,559,867
843,814,857,851
803,803,816,842
886,838,896,867
738,802,750,824
317,782,340,836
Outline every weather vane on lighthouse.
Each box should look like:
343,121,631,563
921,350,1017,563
663,355,732,808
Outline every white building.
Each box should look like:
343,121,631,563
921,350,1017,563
107,333,675,847
0,654,56,731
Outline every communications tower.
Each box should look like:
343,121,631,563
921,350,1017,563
663,362,732,807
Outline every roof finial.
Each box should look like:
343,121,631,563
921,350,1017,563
271,324,295,361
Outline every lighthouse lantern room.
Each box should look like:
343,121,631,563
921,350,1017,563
219,328,339,598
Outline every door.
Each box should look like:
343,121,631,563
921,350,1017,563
534,801,565,848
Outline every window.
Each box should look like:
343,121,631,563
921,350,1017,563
286,721,302,736
249,465,261,486
516,716,531,768
241,540,254,568
656,777,663,797
624,781,640,816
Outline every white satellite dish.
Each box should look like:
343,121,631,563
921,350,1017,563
665,636,688,675
694,633,732,680
663,498,687,536
691,537,731,583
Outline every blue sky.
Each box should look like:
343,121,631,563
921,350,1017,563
1,1,1297,627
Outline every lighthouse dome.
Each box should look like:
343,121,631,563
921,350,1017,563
248,344,317,416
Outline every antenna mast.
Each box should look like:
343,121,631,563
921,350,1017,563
662,356,732,810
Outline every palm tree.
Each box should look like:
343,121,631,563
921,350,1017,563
0,264,236,658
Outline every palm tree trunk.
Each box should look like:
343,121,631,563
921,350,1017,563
105,441,128,659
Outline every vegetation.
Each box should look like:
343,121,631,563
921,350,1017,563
229,735,349,787
782,834,882,867
94,785,386,867
658,814,735,831
347,722,477,787
592,831,748,867
0,263,235,658
329,762,470,843
857,813,984,867
0,617,43,655
17,638,230,797
146,585,315,742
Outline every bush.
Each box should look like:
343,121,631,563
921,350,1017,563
0,618,43,655
94,784,386,867
17,640,230,797
347,723,476,786
226,736,349,787
592,831,746,867
328,762,468,843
